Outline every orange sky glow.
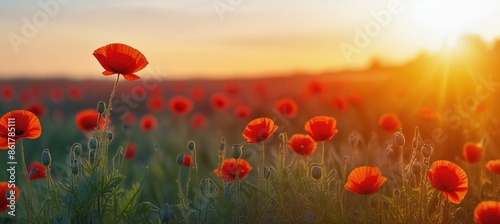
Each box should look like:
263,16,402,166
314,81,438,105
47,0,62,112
1,0,499,80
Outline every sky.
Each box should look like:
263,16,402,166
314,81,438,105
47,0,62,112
1,0,499,80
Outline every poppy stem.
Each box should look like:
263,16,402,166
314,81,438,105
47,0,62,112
20,139,35,222
235,159,240,224
321,141,325,178
260,142,265,191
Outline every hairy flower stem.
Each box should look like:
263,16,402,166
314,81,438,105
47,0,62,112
20,139,35,222
260,142,265,191
102,74,120,176
235,159,240,224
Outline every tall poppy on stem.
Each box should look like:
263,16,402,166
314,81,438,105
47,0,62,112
378,113,401,133
275,98,298,118
345,166,387,195
427,160,468,204
168,96,193,115
462,142,483,164
242,117,277,189
304,116,338,175
0,110,41,221
486,160,500,175
474,201,500,224
288,134,317,157
75,109,107,132
27,162,46,181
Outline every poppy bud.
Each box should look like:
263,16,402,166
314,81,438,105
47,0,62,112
370,195,380,208
176,154,191,167
394,132,405,147
73,143,82,157
310,164,322,180
421,143,433,158
232,144,242,159
107,132,114,142
97,101,106,114
412,162,422,175
89,137,98,150
263,165,271,179
188,140,195,151
41,149,52,167
161,203,171,224
71,160,78,175
219,138,225,151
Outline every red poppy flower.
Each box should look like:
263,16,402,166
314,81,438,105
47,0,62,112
24,102,46,118
190,86,205,101
462,142,483,163
210,93,229,111
168,96,193,115
224,82,240,95
333,95,348,111
69,87,82,101
419,107,438,121
474,201,500,224
235,106,251,119
344,166,387,195
304,116,338,142
122,112,136,126
486,160,500,175
27,162,46,181
124,142,136,160
178,154,192,167
0,182,19,213
50,87,64,103
476,103,487,113
288,134,317,156
139,114,158,131
190,113,207,130
275,98,298,118
378,113,401,133
0,110,42,149
1,85,14,101
306,80,324,95
427,160,468,204
75,109,107,132
93,43,149,81
147,95,165,112
213,158,252,182
133,86,146,98
242,117,278,143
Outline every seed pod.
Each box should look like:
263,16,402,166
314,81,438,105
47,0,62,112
176,154,191,167
187,140,195,151
73,143,82,157
41,149,52,167
71,160,78,175
232,144,242,159
310,164,322,180
370,195,380,208
89,137,98,150
412,162,422,175
106,132,114,142
394,132,405,147
97,101,106,114
263,166,271,179
421,143,433,158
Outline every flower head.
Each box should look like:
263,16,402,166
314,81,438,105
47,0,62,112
25,102,46,118
275,98,298,118
288,134,317,157
378,113,401,133
0,110,42,149
242,117,278,143
0,182,19,213
139,114,158,131
75,109,107,132
462,142,483,164
190,113,207,130
168,96,193,115
304,116,338,142
427,160,468,204
474,201,500,224
93,43,148,81
147,95,165,112
213,158,252,182
210,93,229,111
333,95,348,111
125,142,136,160
486,160,500,175
235,106,251,119
27,162,46,181
344,166,387,195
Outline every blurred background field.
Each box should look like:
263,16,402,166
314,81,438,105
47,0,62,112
1,35,500,209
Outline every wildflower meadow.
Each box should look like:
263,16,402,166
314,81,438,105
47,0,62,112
1,39,500,224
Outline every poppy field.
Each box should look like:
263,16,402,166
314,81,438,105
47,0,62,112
1,40,500,224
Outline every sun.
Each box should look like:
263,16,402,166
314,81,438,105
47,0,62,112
411,0,482,42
